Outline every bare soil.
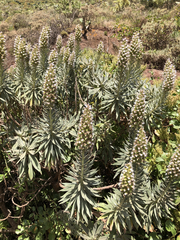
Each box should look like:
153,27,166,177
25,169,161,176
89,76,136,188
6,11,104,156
4,27,180,80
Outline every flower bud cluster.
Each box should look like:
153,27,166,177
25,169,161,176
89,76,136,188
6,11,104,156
68,51,76,67
130,32,143,61
129,89,146,129
165,145,180,180
117,38,130,69
56,35,62,53
67,33,75,52
162,59,176,93
0,32,6,62
14,38,27,62
39,26,50,49
75,24,82,43
130,126,148,165
63,47,70,64
75,104,94,151
30,44,40,68
43,63,57,107
119,162,135,196
48,49,58,65
14,35,21,56
97,41,104,54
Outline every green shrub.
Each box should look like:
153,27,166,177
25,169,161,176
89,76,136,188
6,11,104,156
143,49,171,69
11,13,30,30
60,30,68,38
141,20,177,50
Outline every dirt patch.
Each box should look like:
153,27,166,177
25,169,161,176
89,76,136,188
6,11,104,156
143,68,180,81
4,27,180,80
80,28,120,55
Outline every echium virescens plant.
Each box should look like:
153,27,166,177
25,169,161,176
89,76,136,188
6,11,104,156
119,162,135,196
129,88,146,130
117,38,130,75
56,34,62,54
96,40,104,62
68,50,76,68
14,37,28,98
130,125,148,165
43,63,57,108
29,44,39,79
0,32,11,105
67,33,75,53
39,25,50,73
0,32,6,82
61,104,100,223
146,145,180,232
162,58,176,96
48,49,58,66
24,43,41,107
63,47,70,65
33,62,72,169
75,24,82,57
129,32,143,67
165,145,180,181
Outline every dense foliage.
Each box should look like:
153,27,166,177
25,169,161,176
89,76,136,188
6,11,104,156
0,20,180,240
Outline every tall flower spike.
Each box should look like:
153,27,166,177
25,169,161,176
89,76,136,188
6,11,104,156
117,38,130,69
48,49,58,65
67,33,75,53
119,162,135,196
162,59,176,94
14,35,21,57
43,63,57,108
15,38,27,63
68,51,76,67
165,145,180,181
39,26,50,49
129,89,146,129
130,32,143,62
30,44,40,69
0,32,6,63
63,47,70,64
56,35,62,54
75,24,82,43
130,126,148,165
97,41,104,54
75,104,94,151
